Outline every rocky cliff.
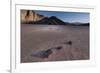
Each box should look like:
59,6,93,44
21,10,45,24
21,10,66,25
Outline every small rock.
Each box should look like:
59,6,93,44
31,49,52,58
63,41,72,46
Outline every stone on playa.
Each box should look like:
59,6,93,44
54,46,63,50
63,41,72,46
31,49,52,58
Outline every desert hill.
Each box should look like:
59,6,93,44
21,10,89,26
21,10,45,24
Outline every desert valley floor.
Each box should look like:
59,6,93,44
21,24,89,63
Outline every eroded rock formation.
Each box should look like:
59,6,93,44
21,10,44,24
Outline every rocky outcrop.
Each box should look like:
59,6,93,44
21,10,45,24
20,10,66,25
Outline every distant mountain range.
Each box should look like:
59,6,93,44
21,10,89,26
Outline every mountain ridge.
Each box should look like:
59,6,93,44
21,10,89,26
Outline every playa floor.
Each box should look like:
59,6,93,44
21,24,89,63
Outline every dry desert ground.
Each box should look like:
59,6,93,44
21,24,89,63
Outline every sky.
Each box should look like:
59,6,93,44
35,10,90,23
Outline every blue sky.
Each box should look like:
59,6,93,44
35,10,89,23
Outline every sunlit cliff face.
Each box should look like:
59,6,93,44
21,10,45,23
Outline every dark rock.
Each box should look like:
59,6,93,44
63,41,72,46
54,46,63,50
31,49,52,58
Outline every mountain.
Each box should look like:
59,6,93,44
21,10,66,25
65,22,89,26
33,16,66,25
21,10,89,26
21,10,45,24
